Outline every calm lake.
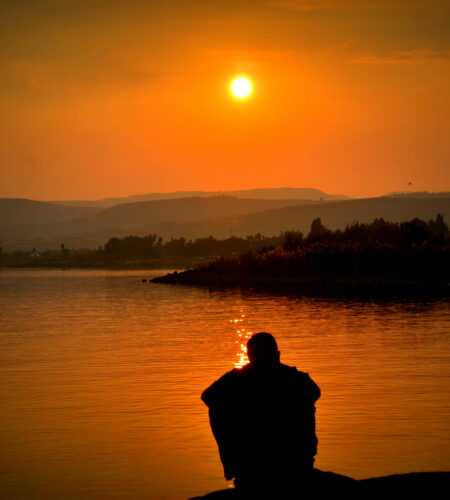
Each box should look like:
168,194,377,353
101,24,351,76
1,269,450,499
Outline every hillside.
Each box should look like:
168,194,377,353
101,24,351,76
2,194,450,251
50,187,348,208
0,196,311,250
120,195,450,241
195,195,450,237
65,196,312,232
0,199,100,228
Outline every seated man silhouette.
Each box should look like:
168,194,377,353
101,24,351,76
201,332,320,495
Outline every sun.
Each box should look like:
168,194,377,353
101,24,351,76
229,75,253,101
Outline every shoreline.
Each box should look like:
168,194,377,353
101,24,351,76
0,263,182,271
0,257,210,271
152,269,450,297
192,471,450,498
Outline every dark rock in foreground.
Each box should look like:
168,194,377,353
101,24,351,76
190,471,450,499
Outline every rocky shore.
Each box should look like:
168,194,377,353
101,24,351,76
152,268,450,297
190,471,450,499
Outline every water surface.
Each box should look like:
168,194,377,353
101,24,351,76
1,269,450,499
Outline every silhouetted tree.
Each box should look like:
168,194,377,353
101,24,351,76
104,234,162,257
282,231,304,252
308,218,330,241
164,237,186,256
400,218,429,245
429,214,449,243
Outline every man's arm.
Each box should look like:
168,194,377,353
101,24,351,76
295,370,320,403
201,370,239,480
207,406,238,480
201,369,238,407
297,371,320,460
305,373,321,403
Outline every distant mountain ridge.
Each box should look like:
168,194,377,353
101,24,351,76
0,196,312,250
197,195,450,238
1,192,450,251
0,198,100,227
49,187,349,208
388,191,450,199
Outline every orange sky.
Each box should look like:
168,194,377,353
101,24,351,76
1,0,450,200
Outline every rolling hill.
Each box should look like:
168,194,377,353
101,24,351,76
2,194,450,251
0,199,100,228
50,187,348,208
0,196,312,250
190,195,450,238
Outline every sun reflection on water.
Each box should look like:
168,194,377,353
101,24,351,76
231,313,252,369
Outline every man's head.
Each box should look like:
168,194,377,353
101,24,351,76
247,332,280,368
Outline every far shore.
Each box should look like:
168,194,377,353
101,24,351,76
153,269,450,297
0,256,212,271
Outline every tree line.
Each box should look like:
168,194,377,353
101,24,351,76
102,214,449,258
103,233,281,258
1,214,448,269
203,214,450,280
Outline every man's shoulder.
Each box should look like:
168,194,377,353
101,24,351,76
279,364,320,398
279,363,309,378
201,368,241,406
214,367,243,383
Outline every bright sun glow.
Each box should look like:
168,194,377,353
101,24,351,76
229,75,253,101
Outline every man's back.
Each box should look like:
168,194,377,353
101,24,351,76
201,333,320,489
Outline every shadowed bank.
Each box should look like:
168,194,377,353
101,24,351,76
191,471,450,499
152,215,450,297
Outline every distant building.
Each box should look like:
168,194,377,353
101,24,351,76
30,248,40,258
